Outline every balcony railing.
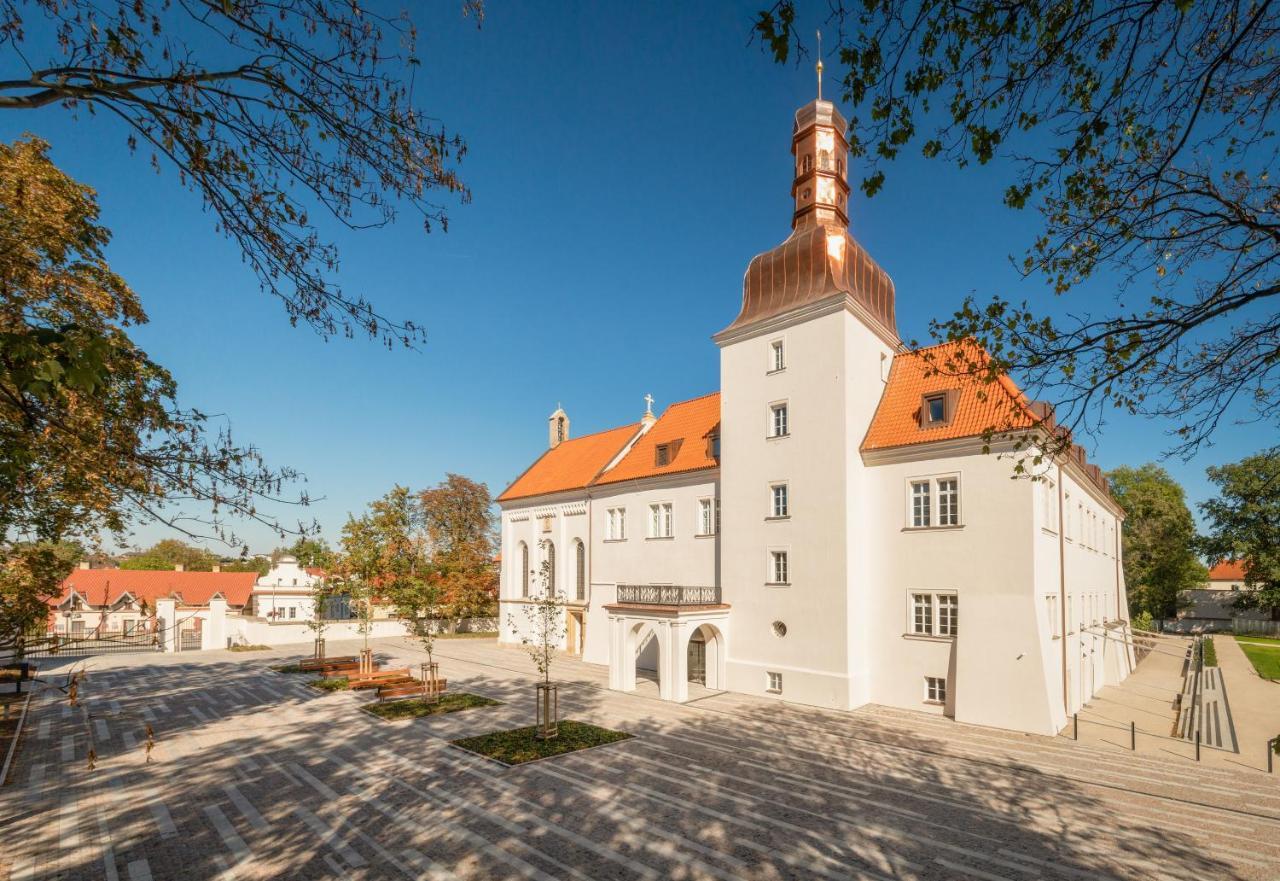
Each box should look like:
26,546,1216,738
616,584,721,606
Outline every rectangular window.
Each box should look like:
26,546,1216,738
911,481,931,527
606,507,626,540
1067,595,1074,633
288,607,297,619
770,340,785,372
937,594,958,636
912,593,933,634
655,444,671,467
925,677,947,704
771,403,789,437
925,394,946,424
936,478,959,526
698,498,716,535
771,483,789,518
648,503,673,538
767,671,783,693
1046,594,1060,638
1064,493,1072,540
769,551,789,584
715,499,721,534
1043,479,1058,532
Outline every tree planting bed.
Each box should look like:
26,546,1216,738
363,692,500,721
451,720,632,765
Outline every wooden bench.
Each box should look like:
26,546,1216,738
298,655,357,672
320,664,361,679
346,668,411,689
377,678,448,702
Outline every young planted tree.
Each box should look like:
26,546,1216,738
1108,464,1207,619
756,2,1280,458
305,577,339,659
1199,449,1280,614
509,545,566,738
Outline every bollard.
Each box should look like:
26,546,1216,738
1073,713,1078,741
1131,721,1136,751
1196,730,1201,762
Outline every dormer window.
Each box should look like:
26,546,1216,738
654,439,681,467
707,431,721,458
921,391,956,428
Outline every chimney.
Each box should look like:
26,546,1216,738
548,405,570,449
212,565,221,573
174,563,184,572
78,561,91,570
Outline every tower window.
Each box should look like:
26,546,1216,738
771,483,789,518
770,403,789,438
770,339,785,372
769,551,789,585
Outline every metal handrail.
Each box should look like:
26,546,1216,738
615,584,721,606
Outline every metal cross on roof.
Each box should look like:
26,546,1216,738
644,393,654,416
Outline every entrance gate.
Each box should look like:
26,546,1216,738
687,631,706,685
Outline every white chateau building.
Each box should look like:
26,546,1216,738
497,94,1134,736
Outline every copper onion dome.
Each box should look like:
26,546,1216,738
720,98,897,340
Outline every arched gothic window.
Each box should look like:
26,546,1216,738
544,540,556,595
575,540,586,602
520,542,529,598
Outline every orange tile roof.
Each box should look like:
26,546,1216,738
862,340,1037,451
593,393,720,486
1208,560,1246,581
497,423,641,502
56,569,257,608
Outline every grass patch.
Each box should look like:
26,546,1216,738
451,720,631,765
364,692,500,720
1238,642,1280,681
1202,636,1218,667
228,644,271,652
271,664,305,674
1236,633,1280,645
308,676,350,691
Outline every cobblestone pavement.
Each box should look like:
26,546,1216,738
2,637,1279,881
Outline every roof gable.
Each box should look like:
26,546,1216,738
55,569,257,608
862,341,1037,452
593,394,720,486
497,423,641,503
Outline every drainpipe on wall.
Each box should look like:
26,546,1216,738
1058,463,1069,716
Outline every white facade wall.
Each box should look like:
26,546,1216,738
498,493,591,651
718,305,895,709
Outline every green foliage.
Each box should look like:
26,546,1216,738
119,539,220,571
756,2,1280,457
364,692,499,721
1108,464,1206,618
0,1,476,347
450,720,632,765
0,137,302,549
1201,637,1217,668
1133,610,1154,633
227,644,271,652
0,541,81,650
1199,449,1280,613
279,538,335,570
309,677,350,691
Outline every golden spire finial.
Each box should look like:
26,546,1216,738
816,29,824,101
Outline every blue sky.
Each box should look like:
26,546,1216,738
4,2,1262,552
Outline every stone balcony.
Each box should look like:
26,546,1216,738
615,584,721,606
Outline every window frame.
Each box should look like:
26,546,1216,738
768,401,790,439
904,473,963,529
767,549,790,586
648,502,673,539
924,676,947,705
605,506,627,541
768,338,786,373
906,590,958,639
766,671,783,694
696,497,717,536
520,542,530,598
770,482,790,519
574,539,586,602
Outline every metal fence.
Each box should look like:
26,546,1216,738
19,633,160,660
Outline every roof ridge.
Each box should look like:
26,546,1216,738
556,420,641,444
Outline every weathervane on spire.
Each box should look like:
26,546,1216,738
816,29,824,101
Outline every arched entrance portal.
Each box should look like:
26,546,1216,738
685,623,724,691
606,608,730,703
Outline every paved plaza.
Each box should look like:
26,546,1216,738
2,637,1279,881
